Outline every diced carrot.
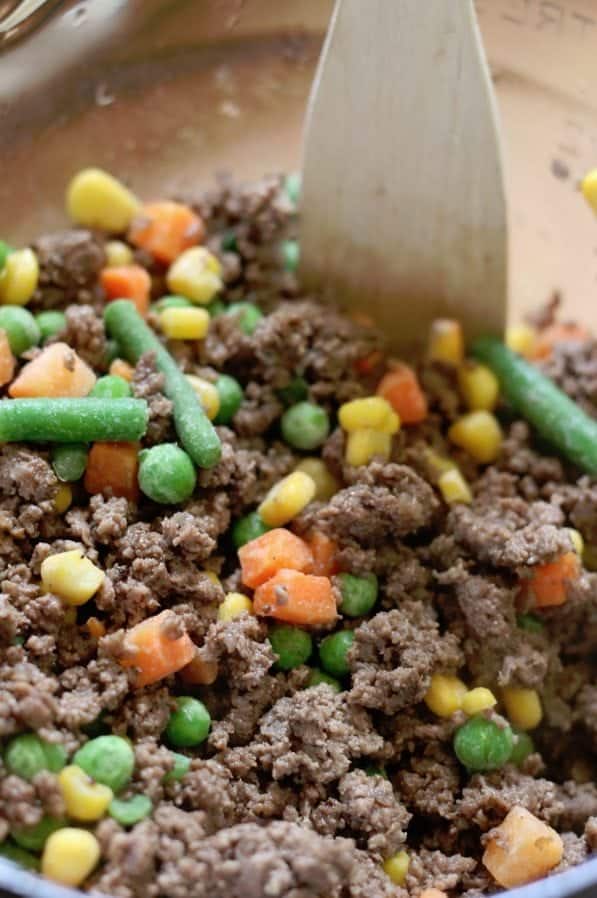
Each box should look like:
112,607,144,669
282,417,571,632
109,358,134,381
179,652,219,685
239,528,314,589
84,441,140,502
128,201,205,264
0,330,15,387
520,551,580,608
8,342,96,398
253,569,337,627
419,891,448,898
100,265,151,317
307,531,339,576
483,805,563,888
354,349,384,375
120,610,196,687
377,362,428,424
531,322,590,361
85,617,105,639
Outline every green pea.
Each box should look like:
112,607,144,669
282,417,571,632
213,374,243,425
282,239,300,273
220,230,238,252
276,376,309,407
4,734,67,781
509,730,535,766
90,375,132,399
284,172,301,206
363,764,388,779
232,511,270,549
163,751,191,783
108,794,152,827
338,573,378,618
206,298,226,318
51,443,88,482
517,613,544,633
281,401,330,451
0,841,40,871
11,816,64,852
319,630,355,678
0,306,40,356
138,443,196,504
453,716,514,772
103,339,120,367
35,310,66,342
74,735,135,792
165,697,211,748
225,301,263,336
307,668,342,693
152,295,193,312
268,625,312,670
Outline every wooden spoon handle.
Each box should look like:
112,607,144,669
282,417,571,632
300,0,508,352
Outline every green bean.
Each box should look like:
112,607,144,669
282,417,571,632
0,398,147,443
473,336,597,474
104,301,221,468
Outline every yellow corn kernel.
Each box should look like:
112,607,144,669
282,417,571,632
58,765,113,822
160,307,209,341
345,429,392,467
565,527,584,556
438,468,472,505
448,411,503,464
66,168,140,232
294,458,339,502
506,324,536,359
424,448,457,475
166,247,222,305
0,248,39,306
383,850,409,886
218,592,253,621
338,396,399,433
41,549,105,606
42,827,100,887
109,358,134,381
186,375,220,420
258,471,316,527
424,673,468,718
581,168,597,214
457,361,499,412
204,570,221,586
428,319,464,366
104,239,134,267
501,687,542,731
54,484,73,514
85,616,105,639
462,687,497,716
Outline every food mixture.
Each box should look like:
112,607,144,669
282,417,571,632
0,167,595,898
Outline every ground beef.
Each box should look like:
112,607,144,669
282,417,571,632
132,352,174,445
55,303,107,369
31,229,106,310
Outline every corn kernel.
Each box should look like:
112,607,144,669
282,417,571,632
339,396,399,433
428,319,464,366
85,617,105,639
218,592,253,621
166,247,222,305
160,307,209,340
104,239,134,267
58,765,113,822
345,429,392,467
383,850,409,886
204,570,221,586
42,827,100,887
457,362,499,411
581,168,597,214
186,375,221,420
424,673,468,718
258,471,316,527
54,484,73,514
565,527,584,556
506,324,536,359
294,458,339,501
424,448,457,475
438,468,472,505
41,549,105,606
0,248,39,306
462,687,497,715
109,358,134,381
66,168,140,232
448,411,503,463
501,687,542,731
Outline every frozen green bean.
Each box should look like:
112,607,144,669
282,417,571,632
0,398,147,443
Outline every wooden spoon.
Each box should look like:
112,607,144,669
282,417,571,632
300,0,508,352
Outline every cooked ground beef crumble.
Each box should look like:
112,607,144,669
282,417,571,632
0,171,594,898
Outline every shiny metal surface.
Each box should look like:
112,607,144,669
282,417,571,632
0,3,596,897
